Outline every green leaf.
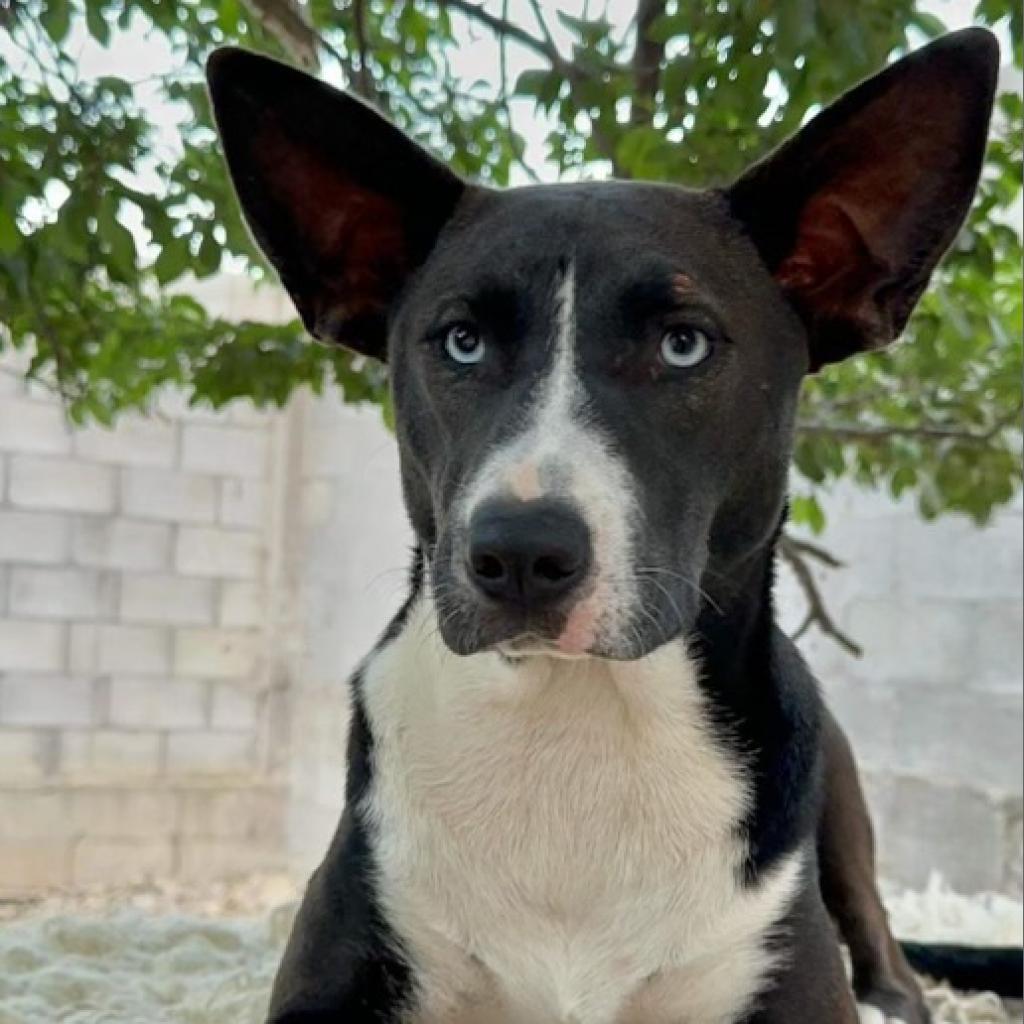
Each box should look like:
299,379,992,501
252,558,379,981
909,11,948,38
515,68,563,110
0,206,21,256
98,198,137,283
40,0,72,44
195,232,222,277
153,237,192,285
648,13,690,45
86,4,111,46
791,495,827,534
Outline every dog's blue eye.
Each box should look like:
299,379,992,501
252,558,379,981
660,326,711,369
444,324,485,365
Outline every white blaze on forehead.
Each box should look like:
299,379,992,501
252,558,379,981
461,259,639,653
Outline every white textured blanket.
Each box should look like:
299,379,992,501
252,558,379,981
0,875,1019,1024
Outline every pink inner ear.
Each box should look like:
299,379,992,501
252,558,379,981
773,139,940,350
775,194,890,342
256,122,408,321
771,69,962,352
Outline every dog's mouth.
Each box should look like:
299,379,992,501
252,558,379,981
429,578,692,662
495,635,596,661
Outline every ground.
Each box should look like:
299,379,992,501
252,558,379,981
0,874,1019,1023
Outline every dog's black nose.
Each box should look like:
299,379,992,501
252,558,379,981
467,500,591,608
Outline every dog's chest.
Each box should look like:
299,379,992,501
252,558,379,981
361,603,801,1024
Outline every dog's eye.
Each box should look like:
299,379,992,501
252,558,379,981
660,326,712,369
444,323,485,365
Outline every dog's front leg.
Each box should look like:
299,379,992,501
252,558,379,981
745,877,861,1024
266,808,412,1024
817,708,929,1024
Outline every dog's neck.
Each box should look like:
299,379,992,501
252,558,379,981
696,532,779,695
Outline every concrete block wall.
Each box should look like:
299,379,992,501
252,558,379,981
0,347,286,892
1,276,1020,897
284,395,412,866
285,403,1024,898
778,484,1024,896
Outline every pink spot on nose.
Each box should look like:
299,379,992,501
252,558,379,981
508,462,542,502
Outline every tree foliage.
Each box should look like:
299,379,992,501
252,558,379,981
1,0,1021,535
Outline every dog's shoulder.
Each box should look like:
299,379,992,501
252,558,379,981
266,690,414,1022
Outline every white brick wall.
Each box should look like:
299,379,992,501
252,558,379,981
0,511,70,564
121,468,218,523
73,519,173,571
0,339,285,890
9,455,116,513
0,398,71,454
119,574,216,625
9,567,116,619
283,394,1024,901
1,279,1020,897
175,526,262,579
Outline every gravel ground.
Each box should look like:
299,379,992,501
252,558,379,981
0,873,1019,1023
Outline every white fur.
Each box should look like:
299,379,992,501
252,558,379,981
459,260,639,655
857,1006,908,1024
361,595,804,1024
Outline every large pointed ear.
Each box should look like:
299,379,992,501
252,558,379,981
728,28,998,371
206,48,466,360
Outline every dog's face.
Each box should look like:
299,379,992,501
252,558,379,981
207,30,996,659
389,184,805,657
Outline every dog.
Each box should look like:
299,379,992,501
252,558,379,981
207,29,1005,1023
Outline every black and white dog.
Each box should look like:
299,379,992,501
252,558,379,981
207,29,1008,1023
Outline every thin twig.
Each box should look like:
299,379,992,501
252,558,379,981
779,533,862,657
500,0,541,183
444,0,557,63
443,0,624,171
527,0,560,56
784,535,845,569
352,0,373,101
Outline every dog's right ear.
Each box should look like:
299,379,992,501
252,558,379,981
728,29,998,371
206,48,465,360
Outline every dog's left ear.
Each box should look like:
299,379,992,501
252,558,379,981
728,28,998,370
206,48,466,360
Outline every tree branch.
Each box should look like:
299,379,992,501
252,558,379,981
241,0,320,69
352,0,373,101
779,533,862,657
443,0,624,172
240,0,384,107
444,0,556,64
630,0,665,127
796,406,1023,446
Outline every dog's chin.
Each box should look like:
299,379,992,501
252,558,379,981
434,602,687,662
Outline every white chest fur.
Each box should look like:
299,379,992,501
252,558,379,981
361,598,803,1024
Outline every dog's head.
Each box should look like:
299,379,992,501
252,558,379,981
207,30,997,660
